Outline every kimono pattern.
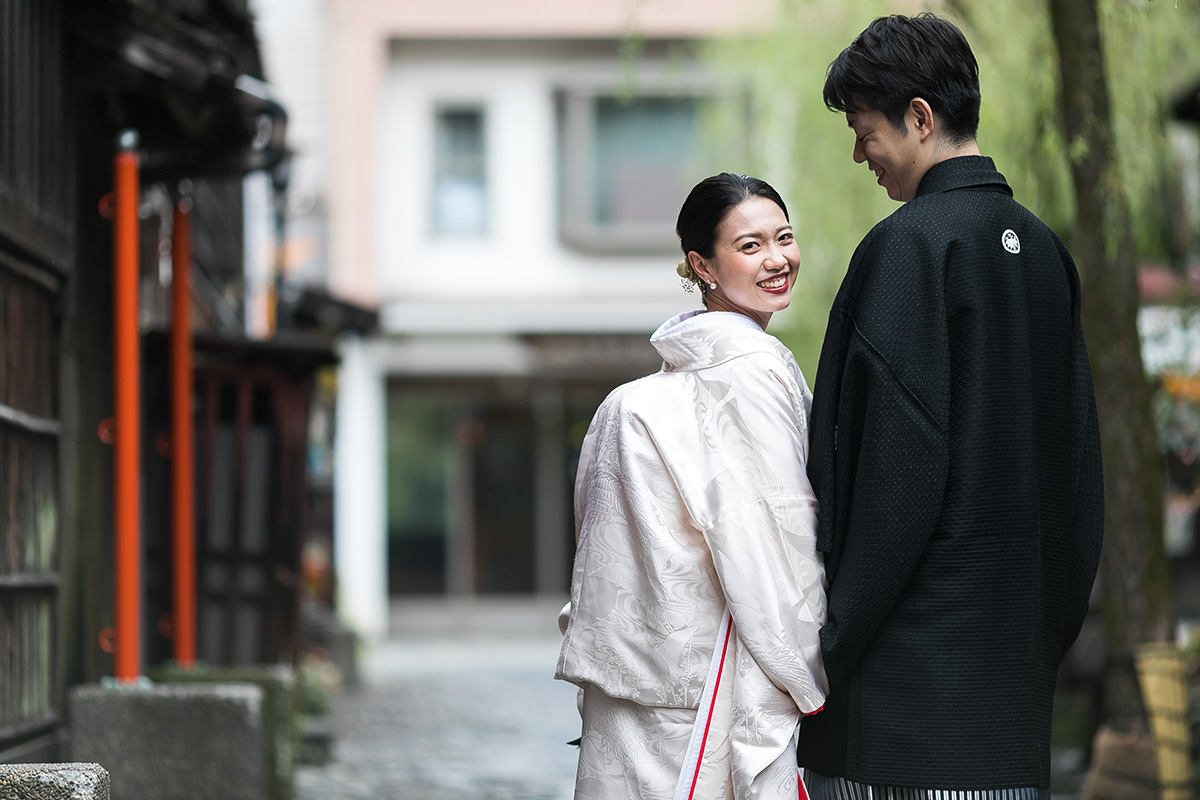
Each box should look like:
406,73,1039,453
556,310,828,800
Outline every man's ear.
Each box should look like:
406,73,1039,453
909,97,936,143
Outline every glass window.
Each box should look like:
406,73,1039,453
592,97,697,226
432,107,487,236
560,91,711,253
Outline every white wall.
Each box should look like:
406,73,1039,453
251,0,328,196
242,171,274,337
333,335,388,639
376,41,697,334
250,0,330,284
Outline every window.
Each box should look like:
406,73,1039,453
560,91,710,253
432,107,487,236
0,258,61,760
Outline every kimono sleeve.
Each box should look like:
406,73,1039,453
697,356,828,712
817,223,951,687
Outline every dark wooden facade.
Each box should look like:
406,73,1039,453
141,334,336,668
1,0,296,762
0,0,73,762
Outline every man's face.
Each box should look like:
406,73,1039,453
846,108,925,202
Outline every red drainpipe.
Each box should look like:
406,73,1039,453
113,130,142,683
171,193,197,668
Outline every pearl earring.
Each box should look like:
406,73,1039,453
708,282,716,290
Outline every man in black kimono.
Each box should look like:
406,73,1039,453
798,13,1104,799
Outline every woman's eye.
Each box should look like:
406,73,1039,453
780,233,794,243
741,242,759,252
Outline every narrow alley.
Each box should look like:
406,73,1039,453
296,597,580,800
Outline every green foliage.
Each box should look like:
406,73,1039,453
1100,0,1200,262
701,1,899,377
298,651,342,716
700,0,1200,376
960,0,1075,238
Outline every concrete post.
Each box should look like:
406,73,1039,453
148,664,297,800
0,764,110,800
68,683,265,800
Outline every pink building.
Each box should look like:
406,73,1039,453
253,0,774,638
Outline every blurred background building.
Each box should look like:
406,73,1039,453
252,0,774,638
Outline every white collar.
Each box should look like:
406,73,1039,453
650,310,777,372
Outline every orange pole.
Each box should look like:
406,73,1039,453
113,131,141,683
171,195,197,668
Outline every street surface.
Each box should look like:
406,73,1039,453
297,596,1089,800
296,597,580,800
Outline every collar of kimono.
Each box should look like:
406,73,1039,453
651,310,781,373
915,154,1013,199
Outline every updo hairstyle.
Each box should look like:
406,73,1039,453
675,173,790,300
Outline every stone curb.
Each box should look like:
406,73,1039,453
0,763,110,800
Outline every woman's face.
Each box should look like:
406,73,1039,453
690,196,799,329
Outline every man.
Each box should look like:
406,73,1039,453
797,13,1104,799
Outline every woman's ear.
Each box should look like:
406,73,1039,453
688,252,714,285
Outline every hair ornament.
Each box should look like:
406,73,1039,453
677,258,702,294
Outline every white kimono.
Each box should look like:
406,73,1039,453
556,310,828,800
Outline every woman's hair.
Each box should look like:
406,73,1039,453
823,13,980,145
675,173,789,294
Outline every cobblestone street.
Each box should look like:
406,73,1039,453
293,597,1090,800
296,597,580,800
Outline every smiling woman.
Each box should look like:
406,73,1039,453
556,173,827,800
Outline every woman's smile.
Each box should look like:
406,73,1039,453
757,273,790,293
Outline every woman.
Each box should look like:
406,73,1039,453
556,173,827,800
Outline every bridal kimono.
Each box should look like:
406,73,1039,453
556,310,828,800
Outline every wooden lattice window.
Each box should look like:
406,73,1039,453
0,0,69,759
0,257,62,758
0,0,74,269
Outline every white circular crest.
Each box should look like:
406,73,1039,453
1002,229,1021,254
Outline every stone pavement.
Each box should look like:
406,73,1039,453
298,596,1091,800
296,596,580,800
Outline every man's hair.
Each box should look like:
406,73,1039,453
823,13,980,144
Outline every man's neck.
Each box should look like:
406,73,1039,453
929,137,982,167
905,139,983,203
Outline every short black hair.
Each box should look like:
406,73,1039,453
676,172,789,260
823,13,980,144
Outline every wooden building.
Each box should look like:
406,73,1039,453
0,0,334,762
